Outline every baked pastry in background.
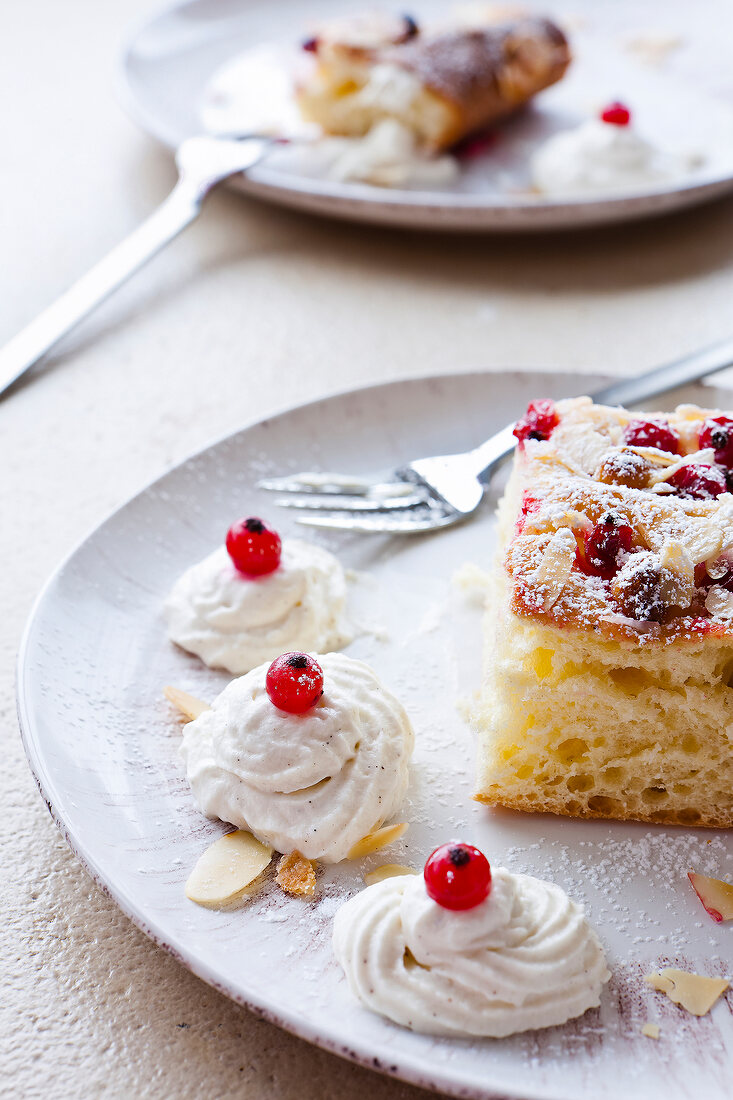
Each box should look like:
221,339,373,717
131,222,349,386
297,11,571,150
475,397,733,828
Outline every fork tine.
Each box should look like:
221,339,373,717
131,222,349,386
294,511,462,534
273,491,427,512
258,474,413,497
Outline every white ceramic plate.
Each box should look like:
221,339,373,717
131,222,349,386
19,371,733,1100
118,0,733,231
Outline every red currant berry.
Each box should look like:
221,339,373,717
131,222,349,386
513,399,560,445
265,653,324,714
458,130,498,159
667,464,727,501
226,517,282,576
577,512,633,579
600,101,631,126
423,842,492,911
302,36,319,52
699,415,733,468
623,417,679,454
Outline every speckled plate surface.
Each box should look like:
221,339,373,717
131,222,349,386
118,0,733,230
18,371,733,1100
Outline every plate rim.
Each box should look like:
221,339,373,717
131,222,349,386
115,0,733,229
17,367,615,1100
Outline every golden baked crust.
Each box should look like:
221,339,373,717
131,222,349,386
475,397,733,829
383,19,570,148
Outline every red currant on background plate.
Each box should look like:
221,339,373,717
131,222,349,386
623,417,679,454
668,464,727,500
513,399,560,445
226,517,282,576
577,513,633,579
600,101,631,126
265,652,324,714
423,842,492,911
699,415,733,468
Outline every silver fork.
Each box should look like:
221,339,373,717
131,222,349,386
258,337,733,534
0,134,281,398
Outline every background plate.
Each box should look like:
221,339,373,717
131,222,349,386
18,371,733,1100
119,0,733,231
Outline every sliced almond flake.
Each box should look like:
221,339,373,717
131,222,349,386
164,685,210,721
714,501,733,552
649,448,717,485
276,850,316,897
531,449,585,477
625,446,679,467
186,830,272,908
557,427,610,475
705,586,733,620
563,510,593,533
688,871,733,922
675,403,709,420
659,540,695,606
684,520,724,564
364,864,418,887
645,969,729,1016
530,528,577,610
347,822,408,860
706,556,731,580
641,1022,660,1039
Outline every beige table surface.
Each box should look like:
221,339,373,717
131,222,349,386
5,1,733,1097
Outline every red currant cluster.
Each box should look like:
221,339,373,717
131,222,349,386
621,413,732,501
512,399,560,445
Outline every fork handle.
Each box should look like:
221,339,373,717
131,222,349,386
470,335,733,482
0,135,273,399
0,178,205,398
591,336,733,408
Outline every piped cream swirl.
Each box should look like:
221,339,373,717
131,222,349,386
165,540,350,674
531,119,699,196
180,652,414,863
333,868,609,1036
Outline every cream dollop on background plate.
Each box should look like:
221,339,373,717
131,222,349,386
180,652,414,863
165,539,351,674
333,868,610,1036
531,119,700,196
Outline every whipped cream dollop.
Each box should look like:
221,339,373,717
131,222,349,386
165,540,351,675
531,119,700,196
333,868,610,1036
180,652,414,862
326,119,458,189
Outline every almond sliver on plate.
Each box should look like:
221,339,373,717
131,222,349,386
186,830,273,907
164,685,210,721
347,823,408,860
364,864,417,886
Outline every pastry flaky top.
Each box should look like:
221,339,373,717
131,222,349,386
382,18,570,109
505,397,733,645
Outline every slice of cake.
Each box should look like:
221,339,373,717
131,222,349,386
296,13,570,151
475,396,733,828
